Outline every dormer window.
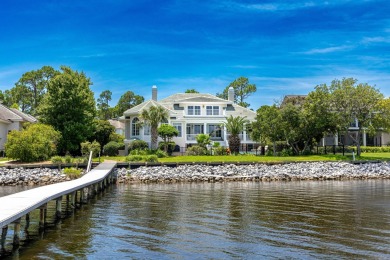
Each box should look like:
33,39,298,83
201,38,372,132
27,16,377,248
206,106,219,115
188,106,200,115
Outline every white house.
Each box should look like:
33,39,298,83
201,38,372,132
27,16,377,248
0,104,37,152
108,119,125,136
281,95,390,147
120,86,258,152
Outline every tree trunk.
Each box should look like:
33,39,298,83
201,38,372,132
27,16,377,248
151,128,158,150
273,141,276,156
356,129,362,156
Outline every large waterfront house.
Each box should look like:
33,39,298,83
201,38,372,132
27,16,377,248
120,86,258,152
282,95,390,147
0,104,37,153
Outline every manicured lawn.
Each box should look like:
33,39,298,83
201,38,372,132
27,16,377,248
99,154,352,163
158,154,350,163
99,152,390,164
358,153,390,161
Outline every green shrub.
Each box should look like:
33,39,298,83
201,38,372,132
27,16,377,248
186,145,207,156
145,155,158,162
280,148,293,157
213,146,226,155
130,149,151,156
126,155,143,162
80,140,101,157
51,156,63,164
5,123,61,162
212,142,220,147
63,167,82,179
155,149,168,158
129,140,148,151
158,141,176,154
196,134,211,148
64,155,73,164
349,146,390,153
103,141,121,156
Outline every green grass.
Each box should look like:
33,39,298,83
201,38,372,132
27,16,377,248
358,152,390,161
97,152,390,164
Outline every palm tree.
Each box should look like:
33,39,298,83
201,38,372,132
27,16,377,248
223,115,248,154
140,105,169,149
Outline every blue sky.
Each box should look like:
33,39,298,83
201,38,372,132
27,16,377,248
1,0,389,109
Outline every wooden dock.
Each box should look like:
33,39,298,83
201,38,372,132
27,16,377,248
0,161,117,251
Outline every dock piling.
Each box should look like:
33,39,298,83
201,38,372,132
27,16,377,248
1,226,7,252
12,219,21,247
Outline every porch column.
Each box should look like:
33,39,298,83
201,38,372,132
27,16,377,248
334,133,338,145
363,130,366,146
203,123,207,134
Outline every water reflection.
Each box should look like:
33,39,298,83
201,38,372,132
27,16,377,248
1,180,390,258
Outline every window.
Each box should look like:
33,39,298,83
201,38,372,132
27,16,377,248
206,106,219,115
173,123,182,137
188,105,201,115
208,124,222,138
144,124,150,135
132,117,140,136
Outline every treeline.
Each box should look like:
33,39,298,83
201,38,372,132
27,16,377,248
251,78,390,156
1,65,145,159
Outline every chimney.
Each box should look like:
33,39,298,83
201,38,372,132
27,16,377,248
228,86,234,102
152,85,157,101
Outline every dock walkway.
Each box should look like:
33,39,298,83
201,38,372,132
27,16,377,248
0,161,117,250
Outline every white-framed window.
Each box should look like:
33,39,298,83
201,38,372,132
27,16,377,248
173,123,182,137
188,105,201,115
206,106,219,115
132,117,140,136
144,124,150,135
208,124,222,138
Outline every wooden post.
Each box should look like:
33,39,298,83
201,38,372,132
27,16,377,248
13,219,21,247
1,226,7,252
56,197,62,219
80,189,84,205
70,192,76,210
39,204,47,229
25,213,30,230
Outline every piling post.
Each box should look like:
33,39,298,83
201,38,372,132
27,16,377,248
25,213,30,230
56,197,62,219
39,204,47,229
70,191,76,210
12,219,21,247
1,226,8,252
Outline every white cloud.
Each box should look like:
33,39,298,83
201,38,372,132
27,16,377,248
302,45,353,54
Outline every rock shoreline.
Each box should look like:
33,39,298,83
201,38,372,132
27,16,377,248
1,162,390,186
116,162,390,183
0,168,73,186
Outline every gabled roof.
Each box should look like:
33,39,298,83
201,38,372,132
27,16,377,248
122,92,256,120
0,104,22,122
9,108,37,123
123,99,176,116
159,93,230,104
0,104,37,123
108,119,125,129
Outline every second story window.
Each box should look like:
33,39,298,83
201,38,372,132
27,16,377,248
188,106,201,115
206,106,219,115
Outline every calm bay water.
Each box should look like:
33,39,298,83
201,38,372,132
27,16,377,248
2,180,390,259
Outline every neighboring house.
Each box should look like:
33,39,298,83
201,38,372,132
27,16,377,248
108,119,125,136
120,86,258,152
0,104,38,151
281,95,390,147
